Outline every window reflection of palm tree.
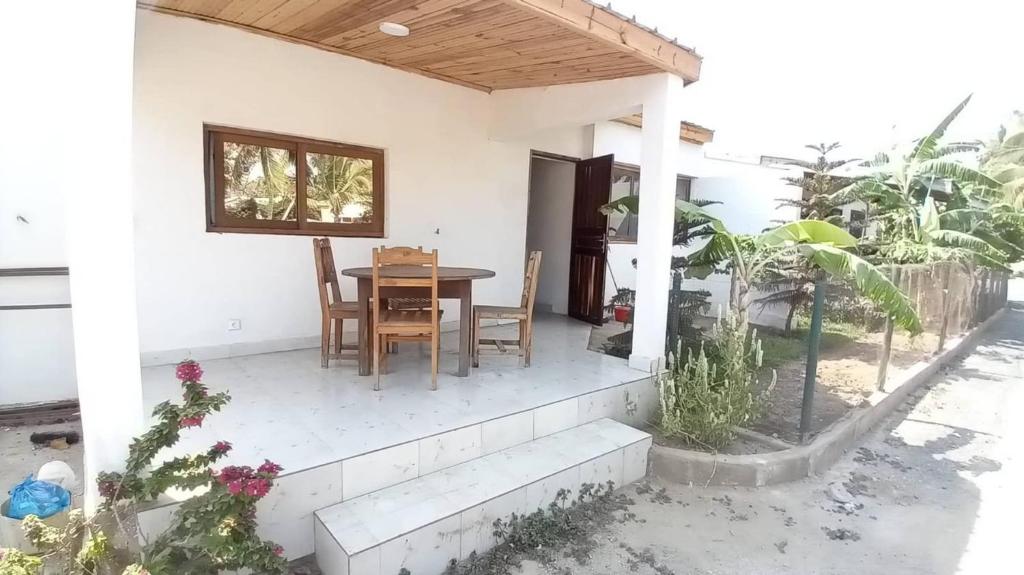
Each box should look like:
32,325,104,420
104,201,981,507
307,155,373,222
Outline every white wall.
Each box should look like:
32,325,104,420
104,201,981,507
685,156,802,327
1,10,78,405
592,123,803,328
526,158,576,314
131,11,591,363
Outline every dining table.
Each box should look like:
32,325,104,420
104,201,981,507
340,266,496,377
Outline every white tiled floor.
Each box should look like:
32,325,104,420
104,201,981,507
141,314,646,478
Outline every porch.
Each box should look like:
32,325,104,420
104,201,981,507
138,315,658,560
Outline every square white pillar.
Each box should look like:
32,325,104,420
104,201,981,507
629,74,685,371
58,0,145,509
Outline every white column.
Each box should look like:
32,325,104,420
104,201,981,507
629,74,685,371
60,1,144,509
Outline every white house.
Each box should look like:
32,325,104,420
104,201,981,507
1,1,794,572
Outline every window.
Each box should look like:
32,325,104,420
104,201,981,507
606,164,692,243
205,125,385,237
849,209,866,239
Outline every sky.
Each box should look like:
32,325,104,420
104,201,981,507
613,0,1023,162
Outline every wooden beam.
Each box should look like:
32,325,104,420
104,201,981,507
498,0,701,83
615,114,714,145
137,2,494,93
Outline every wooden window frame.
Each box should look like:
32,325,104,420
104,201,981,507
606,163,693,245
204,124,385,238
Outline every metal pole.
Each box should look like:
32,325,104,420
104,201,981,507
937,264,952,353
799,276,826,444
876,265,901,391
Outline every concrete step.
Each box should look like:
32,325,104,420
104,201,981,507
313,418,651,575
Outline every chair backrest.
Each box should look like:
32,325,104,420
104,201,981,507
372,246,439,327
520,250,543,314
313,238,343,314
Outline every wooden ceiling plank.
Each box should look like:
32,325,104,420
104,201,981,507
367,17,559,62
292,0,424,43
321,0,477,48
248,0,321,28
498,0,701,82
425,39,607,74
347,6,534,57
614,114,715,144
137,2,494,92
467,57,654,83
420,37,596,72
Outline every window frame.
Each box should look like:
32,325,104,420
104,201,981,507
606,162,693,245
204,124,386,238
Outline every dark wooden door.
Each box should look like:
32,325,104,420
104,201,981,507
568,154,613,325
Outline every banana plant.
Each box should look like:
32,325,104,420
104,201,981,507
676,201,921,335
832,94,1007,266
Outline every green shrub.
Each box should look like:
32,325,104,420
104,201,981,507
658,312,775,450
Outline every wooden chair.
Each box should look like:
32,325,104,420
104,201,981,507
372,246,440,390
313,238,361,368
472,251,542,367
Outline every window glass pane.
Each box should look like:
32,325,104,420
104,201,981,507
222,142,296,222
676,177,691,201
608,167,639,241
306,152,375,224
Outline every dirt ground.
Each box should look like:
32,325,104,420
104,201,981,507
0,421,84,518
513,308,1022,575
752,329,941,443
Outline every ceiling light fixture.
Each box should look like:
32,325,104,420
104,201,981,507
378,22,410,37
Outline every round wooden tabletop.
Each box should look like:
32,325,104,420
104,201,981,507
341,266,496,280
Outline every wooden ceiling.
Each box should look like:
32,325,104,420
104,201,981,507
615,114,714,145
138,0,702,92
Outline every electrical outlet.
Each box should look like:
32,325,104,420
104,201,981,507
227,319,242,331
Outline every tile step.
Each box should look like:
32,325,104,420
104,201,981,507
313,418,652,575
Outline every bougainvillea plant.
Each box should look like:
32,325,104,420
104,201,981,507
1,360,287,575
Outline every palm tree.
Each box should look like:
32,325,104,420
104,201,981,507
758,143,858,334
306,155,373,223
678,201,921,336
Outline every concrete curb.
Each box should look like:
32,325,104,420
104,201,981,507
651,308,1007,487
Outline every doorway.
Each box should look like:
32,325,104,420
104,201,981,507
524,152,613,325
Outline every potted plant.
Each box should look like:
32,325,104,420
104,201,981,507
606,288,635,324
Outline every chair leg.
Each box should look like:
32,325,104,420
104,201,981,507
334,318,344,353
380,335,389,374
472,311,480,368
373,333,382,391
320,316,331,368
518,319,526,357
524,319,533,367
430,330,439,391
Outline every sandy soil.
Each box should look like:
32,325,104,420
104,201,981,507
752,330,940,443
512,309,1022,575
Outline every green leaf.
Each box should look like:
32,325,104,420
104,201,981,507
932,229,1007,261
797,244,922,334
686,232,735,269
919,196,940,240
917,159,1001,190
757,220,858,249
599,195,638,216
911,94,972,162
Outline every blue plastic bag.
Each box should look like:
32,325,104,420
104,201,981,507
5,475,70,520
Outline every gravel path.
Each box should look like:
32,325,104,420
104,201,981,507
514,307,1024,575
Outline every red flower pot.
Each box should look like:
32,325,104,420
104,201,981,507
614,305,632,323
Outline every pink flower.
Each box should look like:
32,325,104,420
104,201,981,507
273,545,284,557
179,415,204,428
227,480,243,495
257,460,283,476
175,360,204,382
210,441,232,455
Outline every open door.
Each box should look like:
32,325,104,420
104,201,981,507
568,154,613,325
